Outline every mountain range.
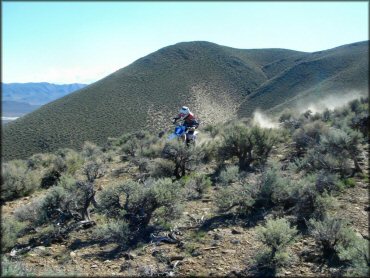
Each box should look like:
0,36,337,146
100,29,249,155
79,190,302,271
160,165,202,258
2,40,368,161
2,82,87,106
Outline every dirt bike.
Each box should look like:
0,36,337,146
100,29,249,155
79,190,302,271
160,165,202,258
167,124,198,145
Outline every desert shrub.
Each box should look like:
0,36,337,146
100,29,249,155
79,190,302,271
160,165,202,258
321,127,364,175
148,158,176,179
292,120,328,155
14,197,44,225
120,130,159,158
256,162,338,222
56,175,97,221
257,162,294,208
40,155,66,188
312,192,338,220
294,145,353,177
290,177,326,222
126,178,183,229
217,122,277,171
203,123,224,138
350,110,369,138
162,140,203,179
1,256,33,276
27,152,61,170
337,233,369,277
218,165,240,186
315,170,340,194
19,175,97,227
308,217,350,259
96,183,126,219
278,109,301,131
199,140,220,164
39,150,87,188
308,216,369,275
336,177,357,191
140,141,164,159
98,178,182,231
1,160,40,202
181,173,212,200
93,219,130,246
215,182,257,215
131,156,151,173
253,218,298,273
321,108,332,122
83,157,107,182
1,216,27,252
57,148,84,175
81,141,103,158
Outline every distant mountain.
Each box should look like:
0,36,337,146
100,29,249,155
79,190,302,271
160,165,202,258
2,101,41,117
2,82,87,105
2,41,368,161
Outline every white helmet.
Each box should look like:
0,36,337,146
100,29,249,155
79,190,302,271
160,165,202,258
179,106,190,118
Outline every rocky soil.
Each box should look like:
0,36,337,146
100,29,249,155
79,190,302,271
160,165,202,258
2,147,369,277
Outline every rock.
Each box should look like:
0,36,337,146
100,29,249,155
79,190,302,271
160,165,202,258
185,258,196,264
91,264,98,268
170,255,185,261
285,271,292,275
10,249,17,257
222,249,236,254
70,251,76,257
35,246,46,251
191,250,202,257
230,239,241,245
231,228,243,234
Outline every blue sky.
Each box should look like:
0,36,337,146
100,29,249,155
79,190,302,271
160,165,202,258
2,1,368,84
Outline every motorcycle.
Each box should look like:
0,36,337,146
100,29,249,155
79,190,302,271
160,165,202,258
167,124,198,145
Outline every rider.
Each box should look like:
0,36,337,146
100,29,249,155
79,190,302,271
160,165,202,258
172,106,199,144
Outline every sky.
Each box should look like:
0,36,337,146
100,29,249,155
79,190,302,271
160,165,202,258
2,1,369,84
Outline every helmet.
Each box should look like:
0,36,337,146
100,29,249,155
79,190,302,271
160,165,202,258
179,106,190,118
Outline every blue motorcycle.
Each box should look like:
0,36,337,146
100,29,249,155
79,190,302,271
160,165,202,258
167,124,198,144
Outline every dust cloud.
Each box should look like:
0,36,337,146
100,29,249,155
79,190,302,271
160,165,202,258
252,110,279,129
296,90,367,114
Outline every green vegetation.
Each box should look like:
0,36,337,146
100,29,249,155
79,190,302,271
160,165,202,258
1,97,368,276
253,218,298,274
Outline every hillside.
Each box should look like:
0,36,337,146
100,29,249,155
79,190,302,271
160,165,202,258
238,41,369,118
2,40,368,161
1,98,369,276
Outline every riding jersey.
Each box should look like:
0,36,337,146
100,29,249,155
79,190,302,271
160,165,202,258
174,112,199,128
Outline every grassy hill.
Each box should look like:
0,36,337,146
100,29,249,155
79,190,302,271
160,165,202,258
238,41,369,117
2,41,368,161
